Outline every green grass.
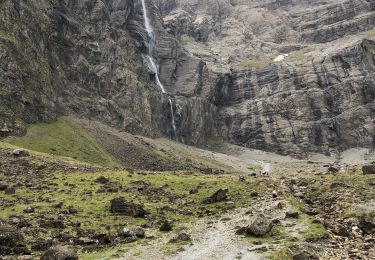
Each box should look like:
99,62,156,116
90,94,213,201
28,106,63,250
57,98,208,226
269,248,292,260
5,118,120,167
299,219,327,241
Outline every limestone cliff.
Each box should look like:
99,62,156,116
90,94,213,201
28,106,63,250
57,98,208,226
1,0,375,156
152,0,375,155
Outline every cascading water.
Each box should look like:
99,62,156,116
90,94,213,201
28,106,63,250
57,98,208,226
140,0,177,138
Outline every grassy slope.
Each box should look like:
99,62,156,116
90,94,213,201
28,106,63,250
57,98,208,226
5,118,120,167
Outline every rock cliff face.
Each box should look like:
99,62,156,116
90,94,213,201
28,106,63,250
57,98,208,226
0,0,173,138
1,0,375,155
151,0,375,155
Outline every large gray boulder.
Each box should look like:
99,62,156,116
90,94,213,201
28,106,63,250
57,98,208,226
236,215,273,237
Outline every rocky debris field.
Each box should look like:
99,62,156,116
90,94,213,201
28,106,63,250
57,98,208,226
0,146,267,259
0,143,374,259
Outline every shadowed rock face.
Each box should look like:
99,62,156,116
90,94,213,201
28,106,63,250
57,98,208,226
1,0,375,155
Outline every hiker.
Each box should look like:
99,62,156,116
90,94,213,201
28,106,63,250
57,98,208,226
272,190,278,201
264,171,269,177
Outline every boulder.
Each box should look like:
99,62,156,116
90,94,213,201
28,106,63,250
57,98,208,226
202,189,228,204
12,149,30,157
121,226,145,238
362,164,375,175
40,245,78,260
327,166,339,173
358,216,375,234
31,238,53,251
0,226,24,248
169,233,191,243
240,216,273,237
109,197,146,217
0,182,9,191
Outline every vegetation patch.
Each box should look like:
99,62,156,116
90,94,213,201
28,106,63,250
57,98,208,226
6,118,120,167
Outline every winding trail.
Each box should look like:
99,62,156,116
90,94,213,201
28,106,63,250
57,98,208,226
120,190,294,260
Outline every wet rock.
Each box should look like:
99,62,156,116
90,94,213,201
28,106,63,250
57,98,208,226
4,187,16,195
286,211,299,219
109,197,146,217
12,149,30,157
40,245,78,260
362,164,375,175
358,216,375,234
202,189,228,204
31,238,53,251
159,220,173,232
169,233,191,243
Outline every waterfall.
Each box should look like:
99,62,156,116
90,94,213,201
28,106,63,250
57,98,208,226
140,0,177,138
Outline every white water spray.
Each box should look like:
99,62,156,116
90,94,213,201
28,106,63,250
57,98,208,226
140,0,177,138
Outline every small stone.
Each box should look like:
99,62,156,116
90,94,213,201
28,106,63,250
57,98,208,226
68,207,78,214
169,233,191,243
96,176,110,184
250,192,259,197
54,202,63,208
